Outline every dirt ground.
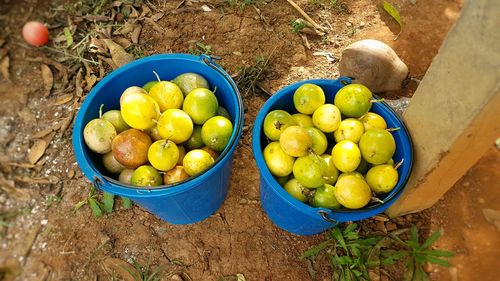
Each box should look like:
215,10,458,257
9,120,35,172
3,0,498,280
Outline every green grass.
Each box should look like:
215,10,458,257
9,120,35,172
188,42,213,56
291,19,307,34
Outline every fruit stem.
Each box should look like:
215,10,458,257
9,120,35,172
386,127,401,132
213,86,217,94
152,70,161,82
371,196,385,204
99,104,104,119
394,158,404,170
370,98,385,103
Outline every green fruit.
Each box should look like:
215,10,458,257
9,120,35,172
263,110,296,141
359,129,396,165
101,110,130,133
292,113,313,128
293,83,325,114
305,127,328,155
279,126,312,157
313,184,341,209
334,84,373,118
120,90,160,130
263,142,295,177
149,81,184,112
83,118,117,154
183,149,215,176
131,165,162,187
312,104,341,133
333,118,365,143
186,126,204,150
201,116,233,152
142,81,159,92
331,140,361,173
334,173,371,209
147,140,179,172
157,109,193,144
292,154,327,188
283,178,308,203
366,164,399,194
359,112,387,131
217,106,231,119
321,154,339,185
173,72,210,96
183,88,219,125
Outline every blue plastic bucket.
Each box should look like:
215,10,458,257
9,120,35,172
252,78,413,235
73,54,244,224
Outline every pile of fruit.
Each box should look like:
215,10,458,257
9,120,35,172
262,83,401,210
83,72,234,187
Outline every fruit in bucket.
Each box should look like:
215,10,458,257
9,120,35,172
102,152,125,174
334,84,373,118
157,109,193,144
148,140,179,172
279,126,312,157
263,142,294,177
183,88,219,125
312,104,341,133
283,178,308,203
359,128,396,165
183,149,215,176
83,118,116,154
101,110,130,133
173,72,210,96
313,184,341,209
331,140,362,173
293,83,325,114
334,173,372,209
366,164,399,194
292,154,327,188
263,110,296,141
201,116,233,152
112,129,152,169
164,166,190,184
333,118,365,143
120,88,160,130
131,165,162,187
149,81,184,111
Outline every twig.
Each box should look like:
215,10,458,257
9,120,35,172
286,0,327,32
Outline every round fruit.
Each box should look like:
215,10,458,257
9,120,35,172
217,106,231,119
183,88,219,125
164,166,190,185
293,154,327,188
22,21,49,47
131,165,162,187
183,149,215,176
145,125,162,141
148,140,179,171
120,86,147,104
293,84,325,114
331,140,361,173
157,109,193,144
334,84,373,118
283,178,308,203
177,145,186,165
173,72,209,96
263,142,295,177
263,110,296,141
186,126,204,150
101,110,130,133
201,116,233,152
83,118,117,154
338,171,365,181
142,81,158,92
321,154,339,185
305,127,328,155
102,152,125,174
313,184,341,209
334,174,371,209
366,164,399,193
359,112,387,131
279,126,312,157
200,146,219,160
359,129,396,165
334,118,365,143
112,129,152,168
312,104,341,133
118,169,134,184
149,81,184,111
120,90,160,130
292,113,313,128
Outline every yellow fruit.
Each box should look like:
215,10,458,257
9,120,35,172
312,104,341,133
331,140,361,173
334,174,371,209
148,81,184,111
157,109,193,144
120,91,160,130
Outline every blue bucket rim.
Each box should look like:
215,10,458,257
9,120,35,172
72,54,244,197
252,78,414,220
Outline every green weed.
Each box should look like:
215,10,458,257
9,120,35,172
188,42,213,56
74,184,132,218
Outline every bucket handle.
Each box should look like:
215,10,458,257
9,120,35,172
200,55,239,96
318,210,338,225
92,176,106,191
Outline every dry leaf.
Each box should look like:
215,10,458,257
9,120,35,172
17,108,37,124
140,4,151,17
13,223,41,257
143,17,164,34
100,55,118,70
131,25,142,44
0,177,31,201
0,55,10,81
53,93,74,105
75,68,83,97
89,37,108,54
15,175,60,184
40,64,53,97
28,139,48,164
129,6,139,18
103,39,134,68
114,38,132,49
27,57,68,88
150,12,164,22
85,74,97,91
102,258,141,281
32,127,55,139
59,112,75,133
113,21,138,35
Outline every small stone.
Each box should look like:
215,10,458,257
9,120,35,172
239,199,248,205
40,219,48,226
170,274,184,281
385,222,397,232
359,21,365,28
345,22,352,27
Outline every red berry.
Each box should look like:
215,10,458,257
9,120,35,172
22,21,49,47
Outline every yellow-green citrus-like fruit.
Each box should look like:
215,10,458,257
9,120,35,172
120,91,160,130
331,140,361,173
263,110,296,141
313,184,341,209
293,83,325,114
119,86,147,104
334,84,373,118
147,140,179,172
359,112,387,131
83,118,117,154
321,154,339,185
157,109,193,144
292,154,327,188
130,165,162,187
305,127,328,155
142,81,159,92
263,142,295,177
279,125,313,157
334,118,365,143
359,128,396,165
101,110,130,133
186,126,204,150
334,174,371,209
366,164,399,194
312,104,342,133
173,72,210,96
292,113,314,128
275,175,290,186
183,149,215,176
182,88,219,125
148,81,184,112
201,116,233,152
284,178,308,203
